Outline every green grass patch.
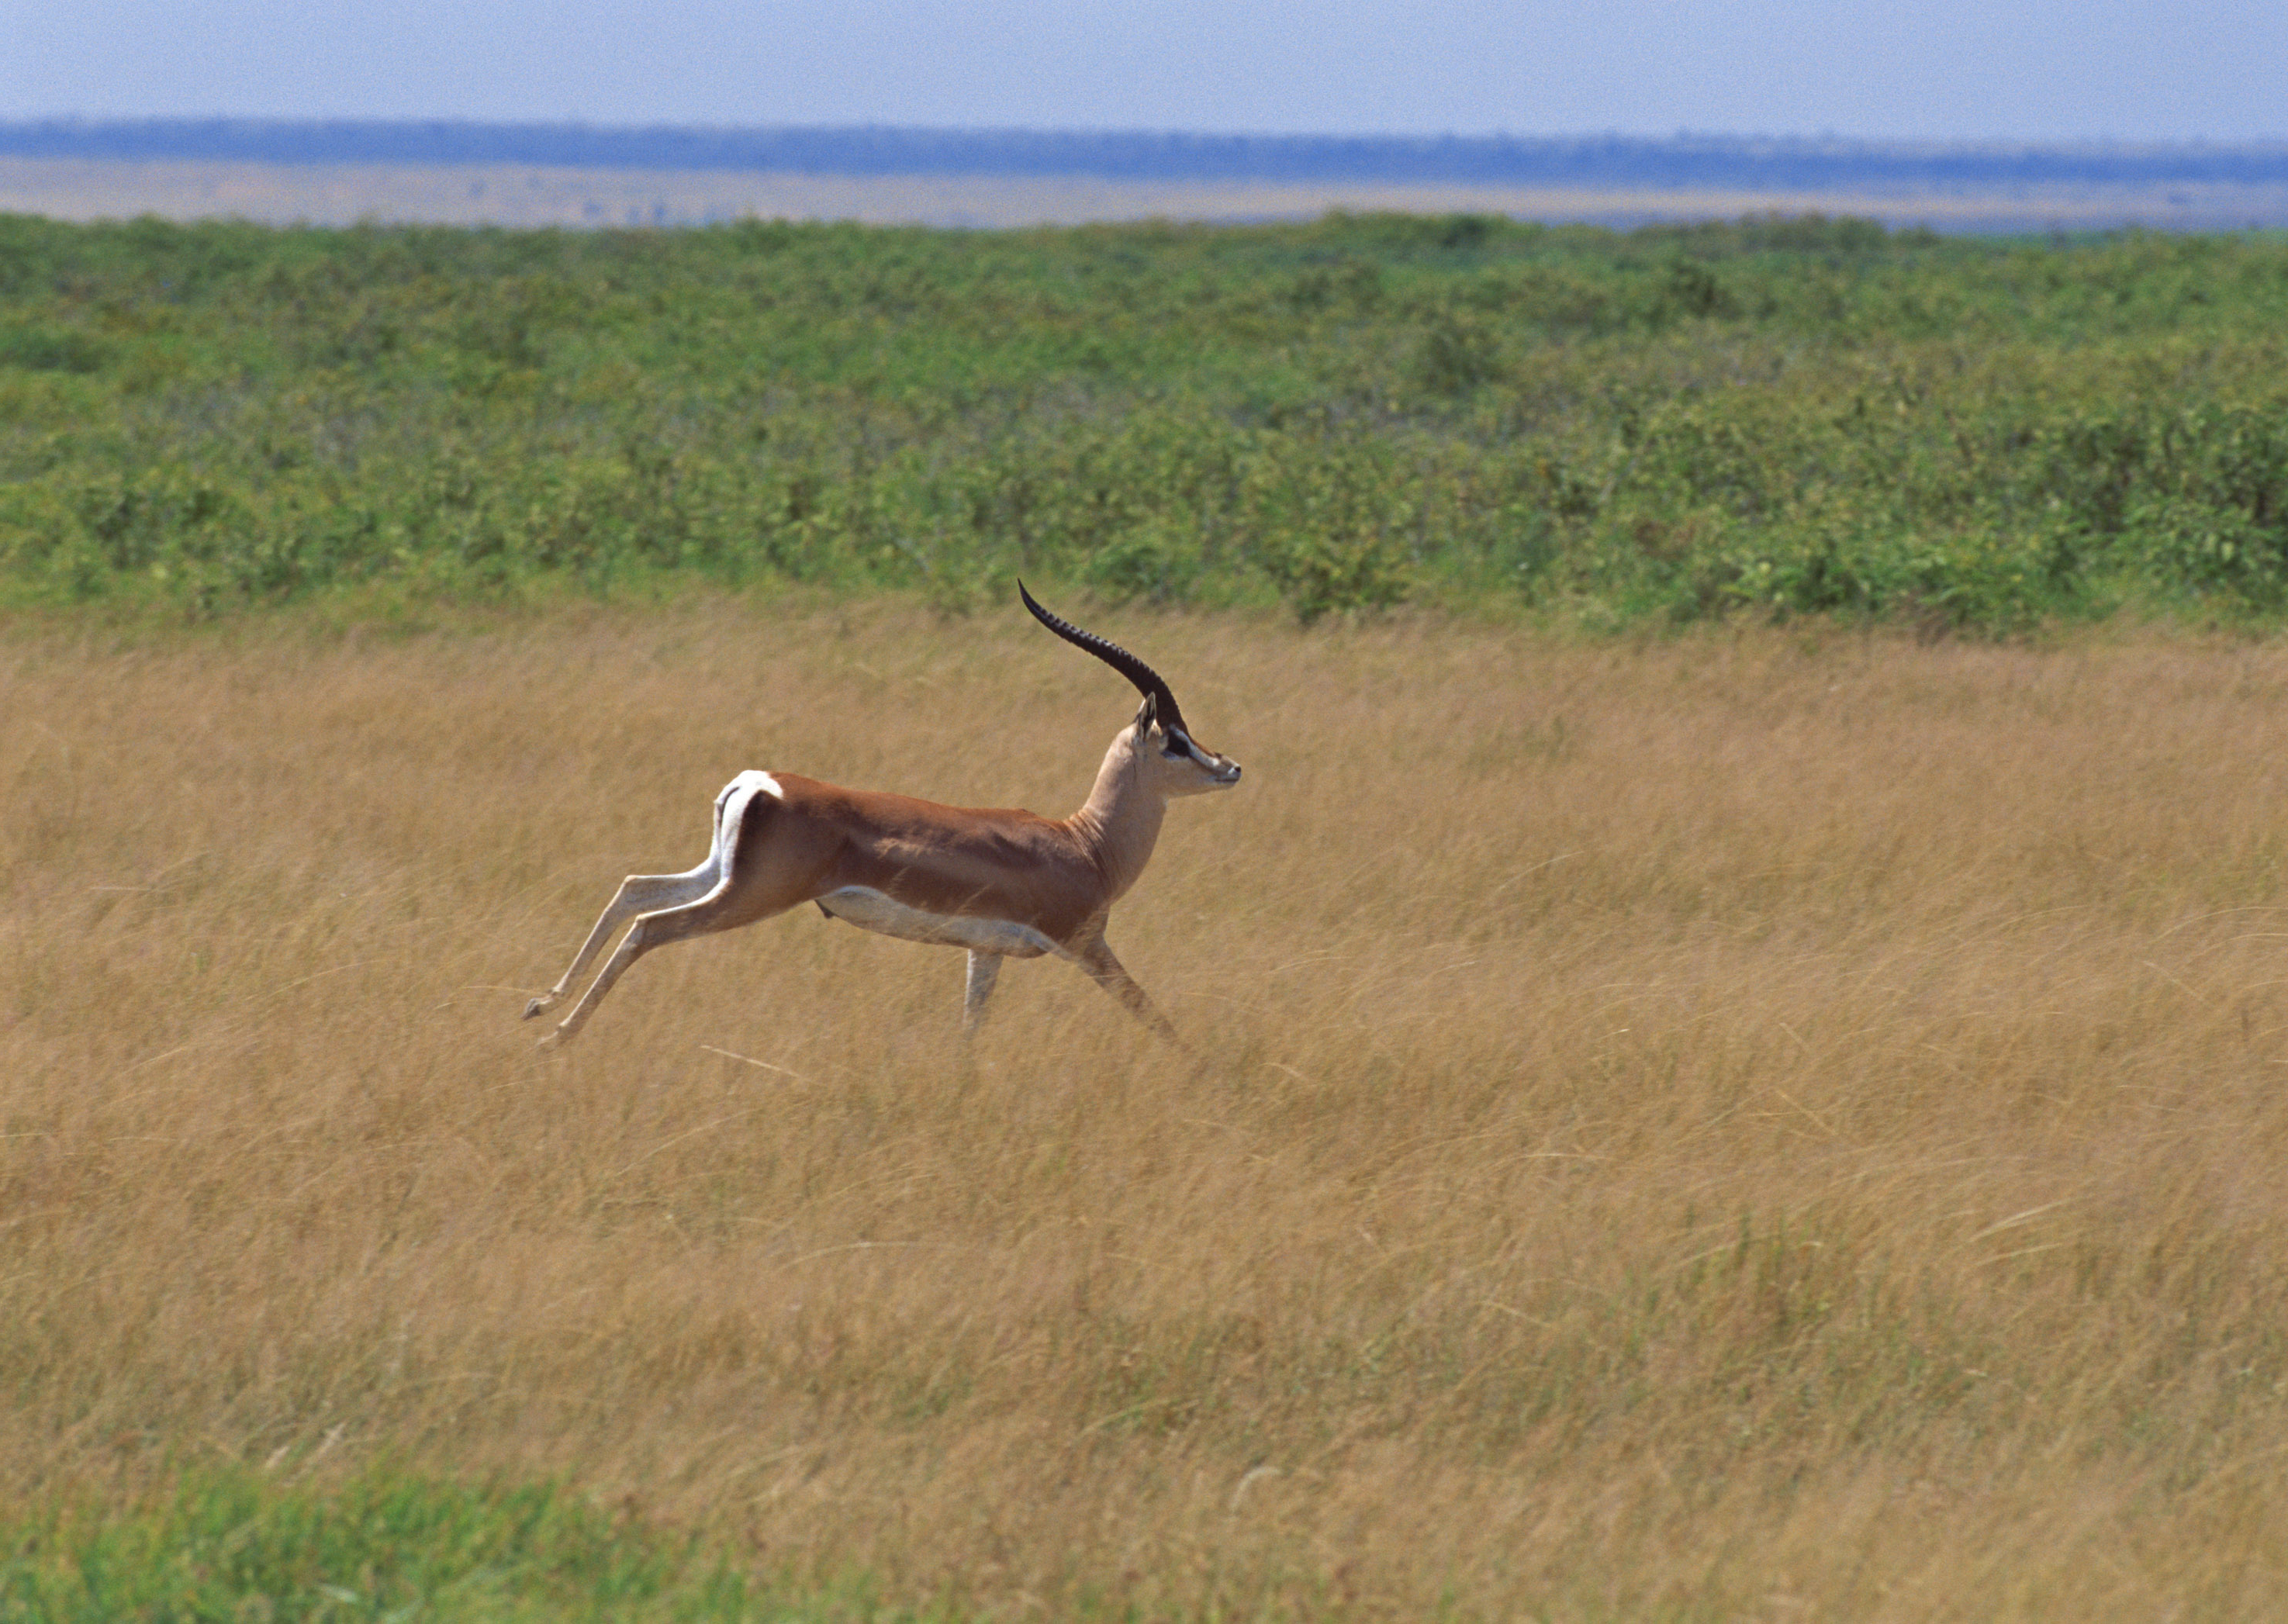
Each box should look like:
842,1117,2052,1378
2,209,2286,631
0,1462,905,1622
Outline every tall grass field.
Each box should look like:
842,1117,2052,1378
7,599,2288,1617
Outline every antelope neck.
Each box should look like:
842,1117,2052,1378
1064,731,1167,905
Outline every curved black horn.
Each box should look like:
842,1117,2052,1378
1019,582,1188,738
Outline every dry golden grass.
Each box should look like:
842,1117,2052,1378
6,598,2288,1619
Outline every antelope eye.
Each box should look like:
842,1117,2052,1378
1164,734,1191,757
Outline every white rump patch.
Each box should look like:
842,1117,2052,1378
723,769,783,800
816,886,1065,960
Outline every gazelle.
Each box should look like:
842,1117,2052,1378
523,585,1242,1046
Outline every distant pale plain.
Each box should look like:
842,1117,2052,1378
7,155,2288,233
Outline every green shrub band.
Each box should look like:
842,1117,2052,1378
2,211,2284,628
0,1463,762,1621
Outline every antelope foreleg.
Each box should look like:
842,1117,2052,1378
963,951,1004,1033
1077,938,1187,1050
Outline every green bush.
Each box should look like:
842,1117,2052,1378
0,1463,767,1622
2,209,2286,627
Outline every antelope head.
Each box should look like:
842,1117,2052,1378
1021,582,1243,798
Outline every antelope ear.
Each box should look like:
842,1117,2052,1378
1132,692,1158,735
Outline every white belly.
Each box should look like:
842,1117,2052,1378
815,886,1064,960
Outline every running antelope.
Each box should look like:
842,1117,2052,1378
523,586,1242,1046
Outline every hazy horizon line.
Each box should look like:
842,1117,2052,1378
6,117,2286,191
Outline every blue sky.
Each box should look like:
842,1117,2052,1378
5,0,2283,142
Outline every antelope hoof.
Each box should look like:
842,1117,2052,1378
522,996,552,1021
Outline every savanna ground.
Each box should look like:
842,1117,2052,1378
7,596,2288,1618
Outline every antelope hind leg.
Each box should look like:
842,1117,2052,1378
524,867,719,1020
525,786,745,1020
539,875,776,1046
538,775,814,1046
